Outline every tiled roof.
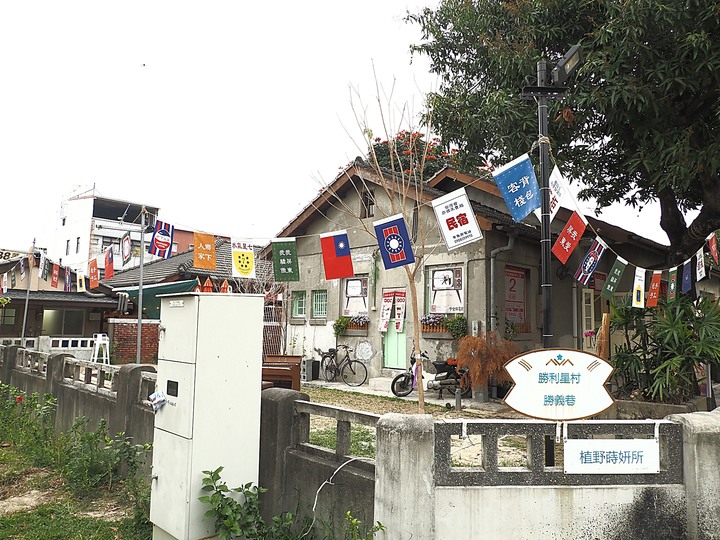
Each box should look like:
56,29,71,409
3,289,117,307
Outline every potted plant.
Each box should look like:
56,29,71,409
456,332,520,402
421,313,449,334
443,314,467,340
333,316,351,337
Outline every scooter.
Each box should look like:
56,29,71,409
391,351,472,399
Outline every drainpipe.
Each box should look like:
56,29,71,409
368,249,379,311
489,233,515,333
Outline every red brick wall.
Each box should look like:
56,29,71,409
108,318,159,364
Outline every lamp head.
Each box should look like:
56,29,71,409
552,44,583,86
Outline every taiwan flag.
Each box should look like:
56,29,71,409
148,220,175,259
373,214,415,270
104,248,114,280
320,230,354,280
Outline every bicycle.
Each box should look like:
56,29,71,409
315,344,368,387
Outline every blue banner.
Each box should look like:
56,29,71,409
492,154,541,222
373,214,415,270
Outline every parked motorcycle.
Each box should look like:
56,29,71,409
391,350,472,399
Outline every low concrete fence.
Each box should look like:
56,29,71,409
1,345,719,539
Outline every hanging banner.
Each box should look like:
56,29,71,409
492,153,541,222
696,247,706,281
193,233,216,271
51,264,60,288
646,270,663,308
104,248,114,280
431,187,483,251
632,267,646,308
1,273,6,293
148,220,175,259
20,258,25,281
667,266,678,303
533,166,568,224
271,238,299,282
230,238,254,278
38,253,46,278
41,256,50,281
681,259,692,294
552,211,587,264
320,230,354,279
88,259,99,289
373,214,415,270
77,273,86,293
121,232,132,266
709,233,719,265
379,290,395,333
64,267,72,292
11,270,16,288
574,237,607,285
394,290,407,332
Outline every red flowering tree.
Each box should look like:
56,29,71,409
370,130,458,179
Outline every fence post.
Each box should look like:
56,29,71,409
667,410,720,539
111,363,156,437
1,346,18,387
374,413,435,540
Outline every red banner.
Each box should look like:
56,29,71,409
710,234,719,265
88,259,99,289
646,271,662,308
552,211,587,264
51,264,60,288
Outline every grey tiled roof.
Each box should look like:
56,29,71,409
102,238,273,288
3,289,117,307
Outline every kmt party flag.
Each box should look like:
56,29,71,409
373,214,415,270
88,258,99,289
681,258,692,294
148,220,175,259
709,233,719,265
667,266,678,303
646,270,663,308
194,233,217,271
601,256,628,300
320,230,354,280
552,211,587,264
231,238,255,279
104,248,114,280
431,187,483,251
696,247,706,281
574,237,607,285
271,238,299,282
492,154,541,222
632,267,646,308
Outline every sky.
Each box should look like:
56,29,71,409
0,1,692,255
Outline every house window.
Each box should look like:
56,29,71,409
361,189,375,219
291,291,306,318
65,240,70,256
172,242,178,254
41,309,85,336
0,308,16,326
76,237,81,254
312,290,328,319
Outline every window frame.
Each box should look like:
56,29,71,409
311,289,328,320
290,290,306,319
0,308,16,326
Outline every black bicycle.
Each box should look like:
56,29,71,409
316,344,368,387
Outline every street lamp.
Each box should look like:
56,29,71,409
522,45,583,349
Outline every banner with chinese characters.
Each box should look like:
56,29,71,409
394,290,406,332
431,187,483,251
533,166,568,224
379,290,395,333
231,238,255,278
492,154,541,222
88,258,99,289
696,247,706,281
646,270,662,308
271,239,299,282
194,233,217,271
632,267,646,308
552,211,587,264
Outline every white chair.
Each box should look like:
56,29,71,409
92,333,110,364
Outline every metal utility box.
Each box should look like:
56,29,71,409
150,293,264,540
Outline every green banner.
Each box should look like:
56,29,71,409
272,239,300,282
601,256,627,300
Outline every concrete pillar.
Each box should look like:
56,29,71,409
374,413,435,540
258,387,309,523
112,363,156,437
1,346,19,388
667,409,720,539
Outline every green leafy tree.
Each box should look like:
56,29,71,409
407,0,720,263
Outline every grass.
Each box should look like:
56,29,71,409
309,426,376,458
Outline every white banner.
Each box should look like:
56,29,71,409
379,290,394,333
696,247,706,281
632,267,646,308
431,187,483,251
533,166,568,224
394,290,406,332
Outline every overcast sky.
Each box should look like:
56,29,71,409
0,1,688,255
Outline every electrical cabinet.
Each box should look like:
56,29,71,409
150,293,264,540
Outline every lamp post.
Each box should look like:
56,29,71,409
522,45,583,348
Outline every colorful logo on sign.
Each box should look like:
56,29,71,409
153,229,172,252
234,251,254,276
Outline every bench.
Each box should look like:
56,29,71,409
262,355,302,391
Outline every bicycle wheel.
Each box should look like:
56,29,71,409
321,355,337,382
391,373,414,397
341,360,368,387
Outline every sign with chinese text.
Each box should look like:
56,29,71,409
195,233,217,271
379,289,395,332
504,266,526,323
492,154,541,222
394,290,406,332
88,258,99,289
533,166,568,224
504,349,614,421
551,211,587,264
632,267,646,308
601,257,627,300
564,437,660,474
696,247,706,281
429,267,464,314
431,187,483,251
646,270,662,308
231,238,255,278
271,239,299,282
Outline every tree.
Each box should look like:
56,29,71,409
407,0,720,263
